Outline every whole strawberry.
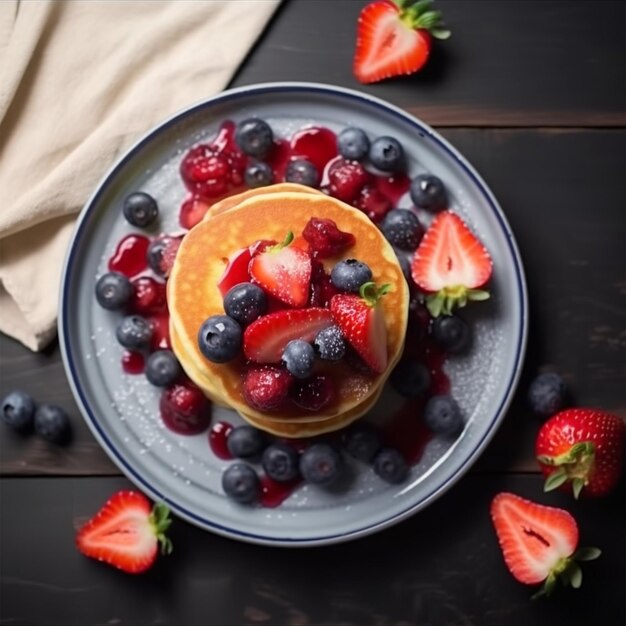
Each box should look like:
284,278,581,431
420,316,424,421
535,408,625,498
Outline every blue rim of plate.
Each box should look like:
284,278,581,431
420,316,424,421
58,81,528,546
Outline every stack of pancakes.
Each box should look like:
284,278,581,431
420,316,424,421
168,183,409,437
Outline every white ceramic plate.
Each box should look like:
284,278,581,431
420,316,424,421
59,82,528,546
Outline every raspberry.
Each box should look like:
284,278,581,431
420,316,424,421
302,217,355,259
327,158,370,202
291,375,335,412
243,366,293,411
159,381,211,435
129,277,166,314
354,185,392,223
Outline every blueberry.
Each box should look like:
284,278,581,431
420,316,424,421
235,118,274,158
299,443,343,486
282,340,315,379
396,252,413,286
95,272,132,310
197,315,242,363
314,325,346,361
527,372,568,418
222,462,261,505
337,127,370,161
373,448,409,484
285,158,319,188
244,161,274,188
424,395,463,436
262,443,300,482
146,239,168,276
381,209,423,251
226,425,267,460
330,259,372,292
410,174,447,211
122,191,158,228
1,390,36,432
34,404,71,445
145,350,181,387
369,136,405,172
342,424,381,463
390,359,431,397
223,283,267,327
116,315,153,349
431,315,470,353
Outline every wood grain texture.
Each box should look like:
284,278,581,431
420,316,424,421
1,129,624,476
0,475,623,626
232,0,626,127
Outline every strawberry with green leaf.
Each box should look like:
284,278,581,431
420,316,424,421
353,0,450,84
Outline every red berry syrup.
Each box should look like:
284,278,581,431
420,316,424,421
108,234,150,278
208,421,234,460
290,126,338,174
121,350,145,375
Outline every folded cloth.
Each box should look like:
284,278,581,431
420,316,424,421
0,0,281,351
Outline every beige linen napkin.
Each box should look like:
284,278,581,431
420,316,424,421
0,0,281,351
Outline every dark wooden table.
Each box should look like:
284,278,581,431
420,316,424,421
1,2,624,625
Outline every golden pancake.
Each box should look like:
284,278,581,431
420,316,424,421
168,189,409,435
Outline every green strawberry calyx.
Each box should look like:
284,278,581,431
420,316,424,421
532,546,602,600
149,502,174,555
425,285,490,317
267,231,295,254
538,441,596,499
392,0,451,40
360,282,392,307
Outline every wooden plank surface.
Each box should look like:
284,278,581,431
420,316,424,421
232,0,626,127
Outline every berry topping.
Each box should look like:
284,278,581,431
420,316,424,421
145,350,181,387
313,325,347,361
291,375,335,412
95,272,133,311
129,276,166,314
217,246,254,297
330,282,390,374
243,308,333,363
330,259,373,293
34,404,72,445
285,158,320,187
342,424,382,463
431,314,471,353
380,208,424,251
299,443,343,486
223,283,268,328
354,185,393,223
281,339,316,379
424,394,463,436
535,408,625,498
159,382,210,435
373,447,409,484
308,260,340,308
123,192,159,228
369,136,405,172
249,232,312,308
235,118,274,158
302,217,356,259
390,359,431,397
146,235,182,278
527,372,568,418
244,161,274,188
226,425,267,460
197,315,242,364
242,366,293,411
327,158,370,202
1,390,36,432
411,211,493,317
337,126,370,161
262,443,301,482
410,174,447,211
108,234,150,278
222,463,261,505
179,195,210,230
490,492,600,598
76,491,172,574
116,315,153,350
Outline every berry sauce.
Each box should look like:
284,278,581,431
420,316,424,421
374,173,410,206
108,234,150,277
121,350,145,374
148,312,171,351
208,421,233,460
260,475,301,508
291,126,338,174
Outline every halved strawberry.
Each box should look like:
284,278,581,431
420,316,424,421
217,239,277,297
76,491,172,574
243,307,333,363
330,282,390,374
353,0,451,85
249,232,312,307
411,211,493,317
490,492,601,598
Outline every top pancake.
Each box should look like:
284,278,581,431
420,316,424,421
168,189,409,424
